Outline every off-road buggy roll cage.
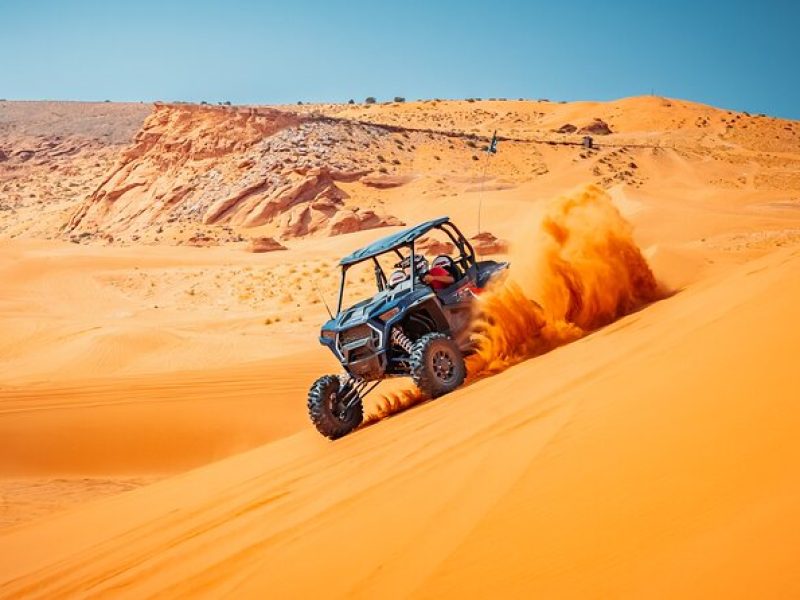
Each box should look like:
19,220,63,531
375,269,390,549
334,216,476,314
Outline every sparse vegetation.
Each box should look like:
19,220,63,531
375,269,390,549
394,96,406,103
365,96,377,104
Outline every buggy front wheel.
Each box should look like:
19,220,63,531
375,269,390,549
307,375,364,439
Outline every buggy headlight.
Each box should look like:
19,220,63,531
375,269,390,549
321,330,336,340
378,307,400,322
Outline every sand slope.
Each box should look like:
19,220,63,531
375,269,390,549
2,96,800,594
1,246,798,598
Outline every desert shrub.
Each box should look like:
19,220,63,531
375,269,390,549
365,96,377,104
348,99,355,104
394,96,406,103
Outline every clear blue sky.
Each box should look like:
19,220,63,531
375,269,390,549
1,0,798,118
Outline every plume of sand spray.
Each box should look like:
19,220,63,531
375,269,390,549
467,184,660,377
517,185,660,331
363,185,660,424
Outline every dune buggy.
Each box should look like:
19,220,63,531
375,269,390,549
308,217,508,439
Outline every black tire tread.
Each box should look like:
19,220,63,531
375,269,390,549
307,375,363,440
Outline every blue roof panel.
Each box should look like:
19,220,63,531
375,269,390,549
339,217,449,266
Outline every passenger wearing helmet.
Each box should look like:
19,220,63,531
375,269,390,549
431,255,461,280
423,256,455,291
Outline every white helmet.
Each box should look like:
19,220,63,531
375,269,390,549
388,269,406,288
399,255,429,275
431,255,453,270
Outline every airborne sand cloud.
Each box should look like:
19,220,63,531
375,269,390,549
366,185,660,423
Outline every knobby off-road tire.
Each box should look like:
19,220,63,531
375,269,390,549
410,333,466,398
307,375,363,440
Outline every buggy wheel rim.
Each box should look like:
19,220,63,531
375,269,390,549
432,350,455,383
328,390,347,419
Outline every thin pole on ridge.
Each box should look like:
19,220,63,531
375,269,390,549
476,130,498,242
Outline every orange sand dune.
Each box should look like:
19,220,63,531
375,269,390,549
2,96,800,594
0,354,330,477
1,246,798,598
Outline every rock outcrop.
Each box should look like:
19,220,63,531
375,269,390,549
246,236,287,252
417,236,455,255
579,118,613,135
328,209,403,236
555,123,577,134
471,231,509,254
63,104,403,242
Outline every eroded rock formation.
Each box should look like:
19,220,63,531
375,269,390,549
64,104,403,242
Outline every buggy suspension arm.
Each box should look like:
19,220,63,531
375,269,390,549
340,377,381,411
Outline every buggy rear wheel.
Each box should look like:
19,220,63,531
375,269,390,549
410,333,466,398
307,375,363,439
